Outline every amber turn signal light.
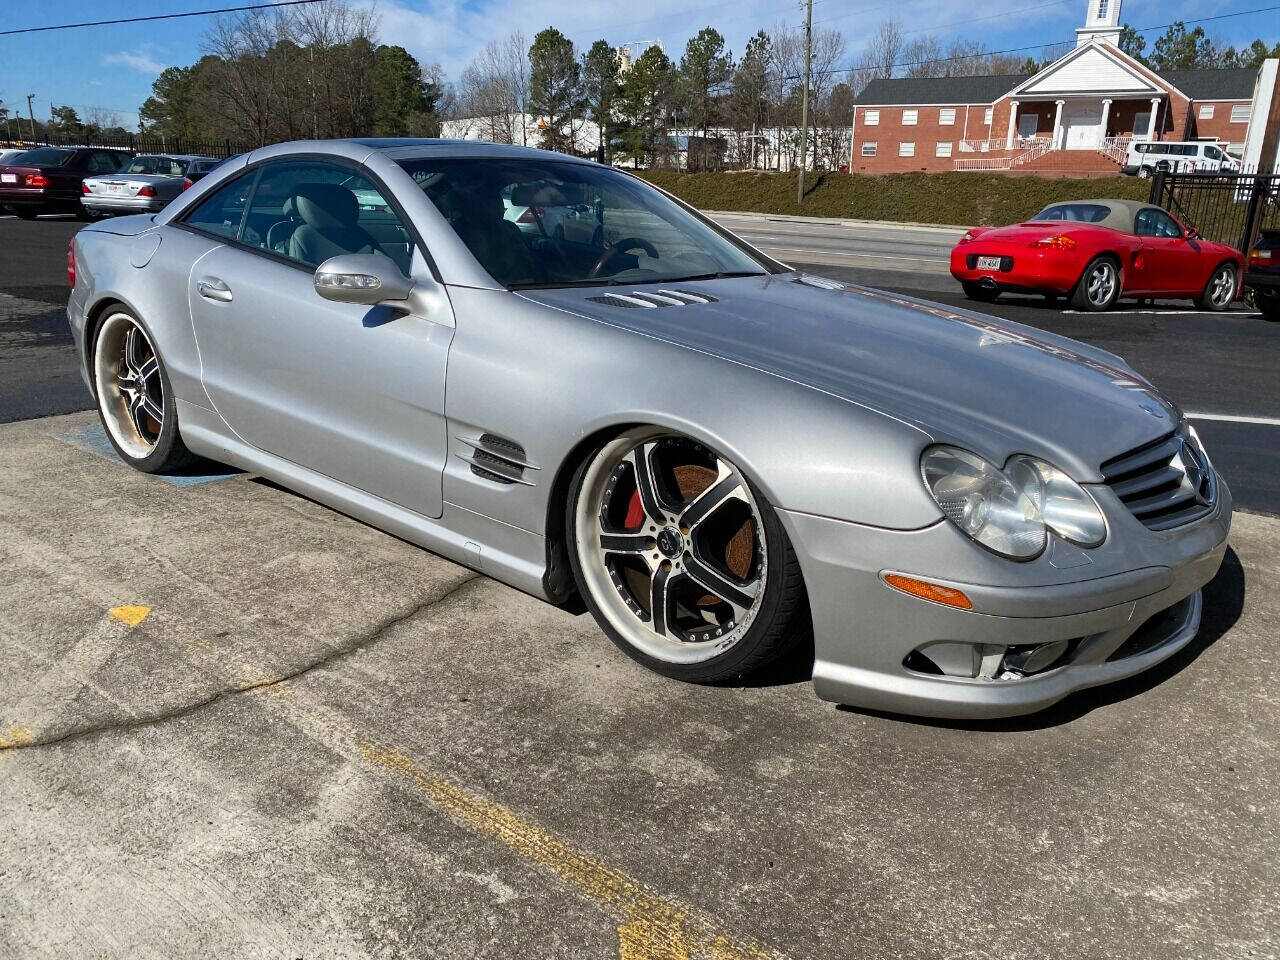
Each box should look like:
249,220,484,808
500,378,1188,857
883,573,973,610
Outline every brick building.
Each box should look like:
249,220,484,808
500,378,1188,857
850,0,1260,176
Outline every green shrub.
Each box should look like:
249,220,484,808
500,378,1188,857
637,170,1151,226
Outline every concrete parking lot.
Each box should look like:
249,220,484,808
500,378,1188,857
2,213,1278,959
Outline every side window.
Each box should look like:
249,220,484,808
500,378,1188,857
242,160,412,273
182,171,257,240
87,152,122,173
1135,209,1182,238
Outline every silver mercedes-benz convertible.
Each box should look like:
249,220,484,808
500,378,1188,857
66,138,1232,719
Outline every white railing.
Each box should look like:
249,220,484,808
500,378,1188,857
1100,135,1132,164
953,137,1052,171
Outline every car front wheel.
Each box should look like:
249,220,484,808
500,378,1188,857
92,309,195,473
1199,263,1236,311
567,428,809,683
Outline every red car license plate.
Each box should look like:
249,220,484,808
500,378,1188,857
977,256,1003,271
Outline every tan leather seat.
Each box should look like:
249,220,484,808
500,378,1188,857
286,182,378,266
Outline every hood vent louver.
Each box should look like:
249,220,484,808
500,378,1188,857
587,289,719,309
794,275,846,291
458,433,538,486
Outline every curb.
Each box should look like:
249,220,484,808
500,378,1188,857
704,210,973,232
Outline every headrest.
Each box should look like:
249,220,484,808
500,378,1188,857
292,182,359,230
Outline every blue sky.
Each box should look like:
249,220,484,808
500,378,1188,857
1,0,1275,129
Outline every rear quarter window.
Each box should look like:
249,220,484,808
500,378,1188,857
1032,203,1112,223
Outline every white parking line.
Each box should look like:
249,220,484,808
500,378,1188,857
1062,309,1244,316
1186,412,1280,427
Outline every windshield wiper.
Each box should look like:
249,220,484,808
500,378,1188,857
660,271,768,282
509,278,628,290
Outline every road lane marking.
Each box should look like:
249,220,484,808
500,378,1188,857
760,245,949,264
364,744,778,960
1187,412,1280,426
109,604,150,626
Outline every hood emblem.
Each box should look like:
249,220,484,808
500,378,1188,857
1176,436,1212,506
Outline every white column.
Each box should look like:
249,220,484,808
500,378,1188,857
1052,99,1066,149
1006,100,1019,149
1148,97,1161,138
1099,98,1113,148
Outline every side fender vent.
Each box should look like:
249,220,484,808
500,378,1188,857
458,433,539,486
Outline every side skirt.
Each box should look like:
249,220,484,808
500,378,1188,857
175,399,552,600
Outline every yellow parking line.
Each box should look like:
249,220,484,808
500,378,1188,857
363,745,779,960
108,605,151,627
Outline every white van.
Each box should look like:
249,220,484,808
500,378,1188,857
1123,141,1241,177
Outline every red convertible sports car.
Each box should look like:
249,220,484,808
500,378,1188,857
950,198,1244,312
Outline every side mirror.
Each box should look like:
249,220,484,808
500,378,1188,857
314,253,413,306
1185,227,1199,241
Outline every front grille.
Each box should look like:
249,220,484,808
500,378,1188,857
1100,426,1215,531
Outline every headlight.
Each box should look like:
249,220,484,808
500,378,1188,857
1004,455,1106,547
921,446,1107,559
921,446,1046,559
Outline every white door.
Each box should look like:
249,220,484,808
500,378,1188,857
1061,100,1104,150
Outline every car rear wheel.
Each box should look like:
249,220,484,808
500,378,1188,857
92,309,195,473
1070,256,1120,311
1198,263,1236,311
567,427,809,683
961,281,1000,303
1259,293,1280,322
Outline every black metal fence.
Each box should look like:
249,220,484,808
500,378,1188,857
1150,169,1280,253
0,130,253,159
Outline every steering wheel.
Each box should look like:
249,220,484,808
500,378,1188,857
588,237,660,278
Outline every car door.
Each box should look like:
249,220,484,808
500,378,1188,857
1133,207,1200,296
183,158,453,519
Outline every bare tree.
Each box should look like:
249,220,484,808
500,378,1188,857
767,23,802,170
456,31,527,145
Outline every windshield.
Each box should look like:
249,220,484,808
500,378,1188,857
1031,203,1112,223
396,157,770,288
124,156,188,176
12,147,75,167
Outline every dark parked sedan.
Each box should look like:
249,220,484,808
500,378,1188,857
1245,228,1280,322
0,146,131,219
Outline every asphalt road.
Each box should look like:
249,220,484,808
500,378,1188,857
1,211,1276,959
7,212,1276,515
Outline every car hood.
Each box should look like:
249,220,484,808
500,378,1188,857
518,273,1180,482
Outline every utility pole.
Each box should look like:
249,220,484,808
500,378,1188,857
26,93,37,140
796,0,813,205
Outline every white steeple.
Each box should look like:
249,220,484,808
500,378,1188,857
1076,0,1123,47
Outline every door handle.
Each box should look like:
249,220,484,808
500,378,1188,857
196,277,233,302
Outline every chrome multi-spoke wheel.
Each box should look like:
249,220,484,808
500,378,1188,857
92,309,193,472
569,428,807,681
1201,264,1236,311
1072,257,1120,312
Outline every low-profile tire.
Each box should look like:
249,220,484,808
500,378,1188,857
566,427,810,684
1070,256,1121,311
1198,262,1237,312
961,281,1000,303
92,308,196,473
13,206,39,220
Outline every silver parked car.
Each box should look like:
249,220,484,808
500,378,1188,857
67,139,1232,719
81,154,217,216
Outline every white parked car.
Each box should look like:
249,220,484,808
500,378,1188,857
1123,141,1241,178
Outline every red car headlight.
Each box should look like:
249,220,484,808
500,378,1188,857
1030,235,1077,250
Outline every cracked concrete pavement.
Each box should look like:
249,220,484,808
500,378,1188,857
1,410,1278,960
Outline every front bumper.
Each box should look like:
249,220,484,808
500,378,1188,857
779,473,1232,719
949,243,1082,295
81,195,166,214
1244,268,1280,295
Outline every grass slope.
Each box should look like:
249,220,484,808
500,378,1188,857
637,171,1151,226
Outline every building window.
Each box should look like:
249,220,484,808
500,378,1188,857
899,141,915,157
864,109,879,126
1097,0,1108,18
984,107,993,125
1230,104,1250,123
935,142,953,158
902,109,918,126
862,142,878,157
1198,104,1215,120
939,108,956,125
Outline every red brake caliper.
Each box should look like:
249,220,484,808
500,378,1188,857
624,489,644,530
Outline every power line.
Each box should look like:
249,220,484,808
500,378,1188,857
0,0,329,37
